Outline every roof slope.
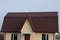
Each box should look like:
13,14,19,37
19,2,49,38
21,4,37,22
1,12,58,33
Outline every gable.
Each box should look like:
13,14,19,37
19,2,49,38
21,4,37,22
21,19,33,34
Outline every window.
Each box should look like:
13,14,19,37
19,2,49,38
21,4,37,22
25,34,30,40
0,34,4,40
11,33,17,40
42,34,48,40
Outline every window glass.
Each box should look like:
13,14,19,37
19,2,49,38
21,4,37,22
42,34,48,40
11,33,17,40
42,34,45,40
47,34,48,40
0,34,4,40
14,34,17,40
11,34,13,40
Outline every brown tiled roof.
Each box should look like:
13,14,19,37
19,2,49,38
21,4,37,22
1,12,58,33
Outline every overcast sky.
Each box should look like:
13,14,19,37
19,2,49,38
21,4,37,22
0,0,60,32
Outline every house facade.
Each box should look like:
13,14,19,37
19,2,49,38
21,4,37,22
1,12,58,40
